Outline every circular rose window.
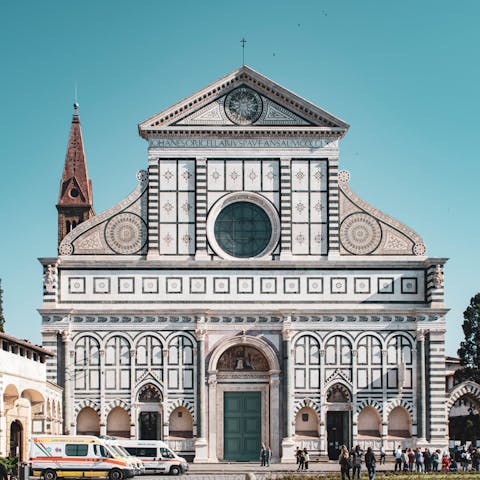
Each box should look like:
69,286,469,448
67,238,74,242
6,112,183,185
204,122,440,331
214,202,272,258
207,192,280,260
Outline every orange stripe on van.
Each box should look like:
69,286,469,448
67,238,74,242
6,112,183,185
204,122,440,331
31,457,127,466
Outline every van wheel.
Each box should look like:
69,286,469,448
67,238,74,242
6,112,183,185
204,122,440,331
170,466,181,475
109,469,124,480
43,469,57,480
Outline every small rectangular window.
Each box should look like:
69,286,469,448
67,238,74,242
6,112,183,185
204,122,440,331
302,413,309,422
136,447,156,457
65,444,88,456
124,447,137,456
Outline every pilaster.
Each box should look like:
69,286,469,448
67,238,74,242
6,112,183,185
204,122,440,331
147,161,160,258
195,157,209,260
279,157,293,259
194,318,208,462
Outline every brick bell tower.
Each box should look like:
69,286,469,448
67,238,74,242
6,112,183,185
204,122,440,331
57,103,95,249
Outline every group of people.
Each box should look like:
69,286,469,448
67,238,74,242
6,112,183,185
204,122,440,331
339,445,377,480
259,444,272,466
393,444,480,473
295,447,311,470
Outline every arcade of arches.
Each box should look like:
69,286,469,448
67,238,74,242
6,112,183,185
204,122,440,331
0,333,62,460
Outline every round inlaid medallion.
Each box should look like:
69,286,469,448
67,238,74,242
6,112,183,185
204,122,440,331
105,212,147,255
340,212,382,255
225,87,263,125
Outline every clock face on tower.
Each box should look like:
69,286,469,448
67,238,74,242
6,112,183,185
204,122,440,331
224,87,263,125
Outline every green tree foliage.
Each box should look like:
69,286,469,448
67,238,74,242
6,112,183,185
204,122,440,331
456,292,480,383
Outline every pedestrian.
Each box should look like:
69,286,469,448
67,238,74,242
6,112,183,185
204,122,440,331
379,445,386,465
401,449,409,472
295,446,302,467
297,448,305,471
442,453,450,473
408,448,415,472
415,447,424,473
394,445,402,472
0,462,8,480
431,449,440,472
352,445,363,480
339,445,351,480
365,447,376,480
266,445,272,467
472,448,480,472
260,444,267,466
423,448,431,473
303,448,310,470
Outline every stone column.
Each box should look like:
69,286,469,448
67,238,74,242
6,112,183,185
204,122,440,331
319,349,326,456
62,330,74,435
99,349,106,436
130,349,136,438
194,320,208,462
162,349,169,441
270,373,281,462
351,349,358,447
416,330,426,444
207,373,217,461
381,348,388,448
281,319,295,462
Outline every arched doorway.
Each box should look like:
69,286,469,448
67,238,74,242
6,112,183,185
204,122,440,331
447,382,480,446
107,407,130,438
137,383,162,440
208,337,280,462
169,407,193,439
77,407,100,435
388,406,411,439
10,420,23,460
325,383,352,460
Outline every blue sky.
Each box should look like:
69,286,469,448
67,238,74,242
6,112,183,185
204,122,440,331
0,0,478,355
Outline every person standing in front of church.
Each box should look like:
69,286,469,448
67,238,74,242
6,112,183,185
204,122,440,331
260,444,267,466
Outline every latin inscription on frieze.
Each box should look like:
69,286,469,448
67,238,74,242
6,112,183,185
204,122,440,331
149,138,335,149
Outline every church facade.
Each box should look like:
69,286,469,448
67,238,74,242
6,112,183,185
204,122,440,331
40,66,449,462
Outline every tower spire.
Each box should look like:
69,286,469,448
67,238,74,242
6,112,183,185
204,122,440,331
56,103,95,249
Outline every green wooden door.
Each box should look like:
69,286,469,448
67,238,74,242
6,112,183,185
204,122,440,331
224,391,262,461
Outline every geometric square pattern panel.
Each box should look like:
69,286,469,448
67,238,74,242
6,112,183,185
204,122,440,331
118,277,135,294
166,277,182,293
68,277,85,294
142,277,158,294
93,277,110,294
190,277,206,294
237,277,254,294
331,277,347,294
284,277,300,294
378,277,394,294
354,277,371,294
401,277,418,294
307,277,324,294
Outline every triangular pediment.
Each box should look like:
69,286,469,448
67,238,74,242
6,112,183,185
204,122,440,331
138,65,349,136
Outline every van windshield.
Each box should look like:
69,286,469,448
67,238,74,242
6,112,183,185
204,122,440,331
160,447,174,459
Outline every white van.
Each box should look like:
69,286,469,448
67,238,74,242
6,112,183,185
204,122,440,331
29,435,136,480
117,440,188,475
102,439,145,475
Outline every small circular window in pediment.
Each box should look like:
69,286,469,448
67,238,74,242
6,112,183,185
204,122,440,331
70,188,80,198
225,87,263,125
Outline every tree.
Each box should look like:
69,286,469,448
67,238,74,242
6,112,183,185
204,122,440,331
456,293,480,383
0,279,4,333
